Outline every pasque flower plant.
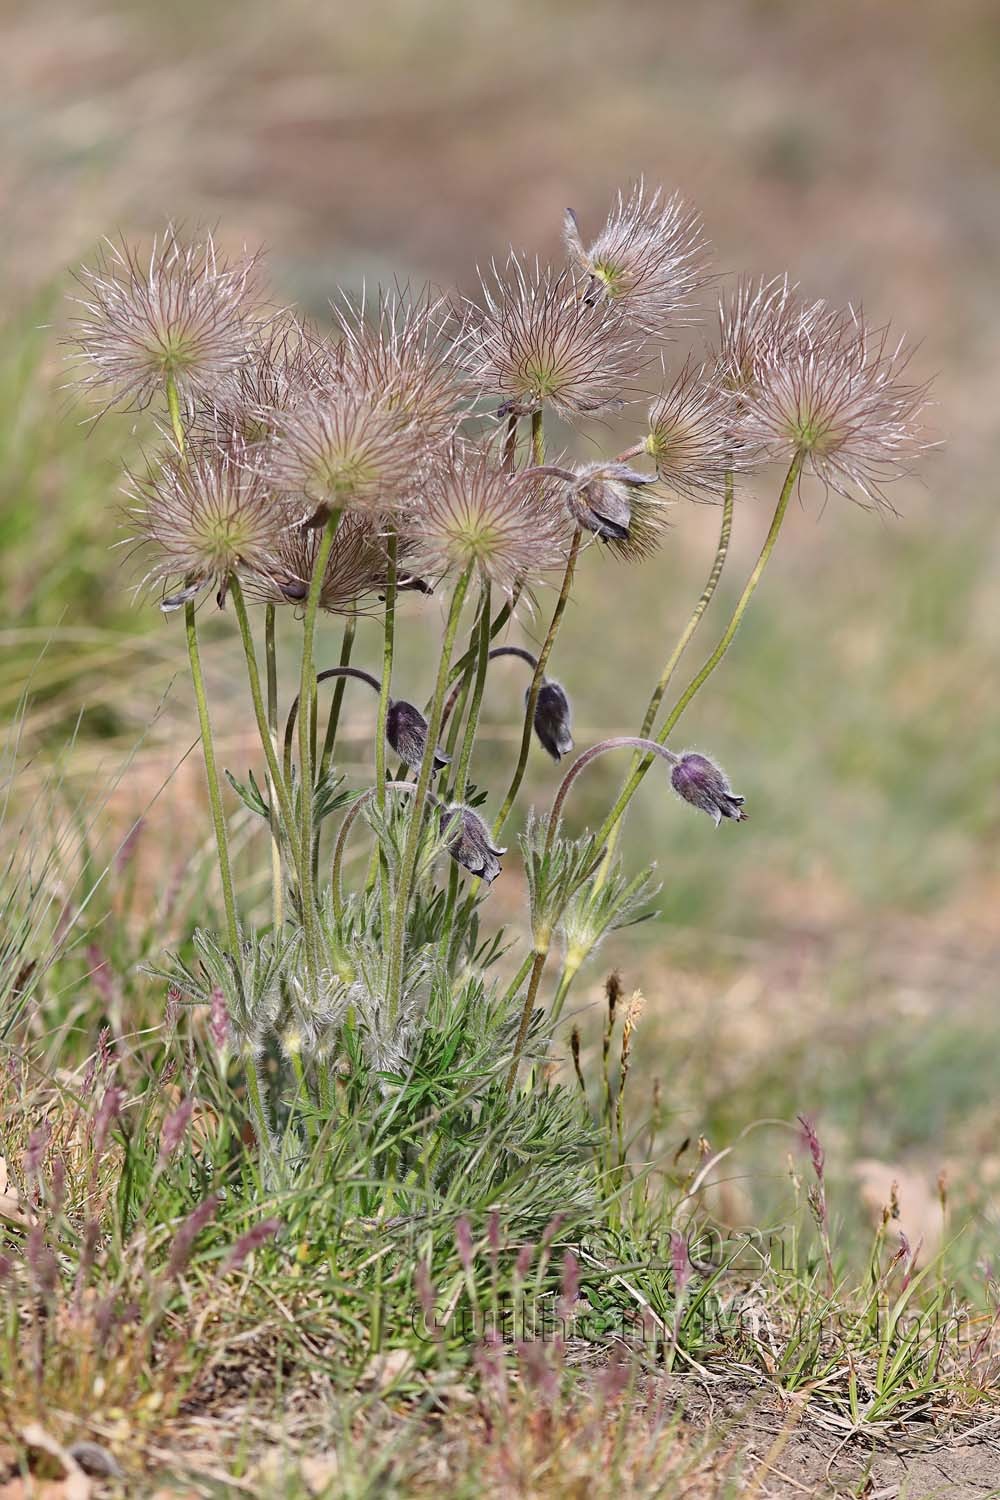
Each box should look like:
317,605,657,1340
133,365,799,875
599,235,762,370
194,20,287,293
68,187,931,1170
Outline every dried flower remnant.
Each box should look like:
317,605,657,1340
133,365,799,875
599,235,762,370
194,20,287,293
412,448,568,596
70,226,258,411
386,699,450,773
129,436,288,610
465,255,640,419
670,752,746,826
333,286,461,444
740,308,930,508
562,461,667,561
645,362,739,500
269,386,425,524
440,804,506,884
564,183,709,333
245,508,392,613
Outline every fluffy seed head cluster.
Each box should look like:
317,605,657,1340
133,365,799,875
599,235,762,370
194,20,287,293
740,308,930,507
712,276,806,401
333,287,461,443
192,313,335,447
411,447,568,595
465,255,640,418
129,437,288,606
563,183,709,333
645,362,741,499
268,387,425,522
71,226,257,411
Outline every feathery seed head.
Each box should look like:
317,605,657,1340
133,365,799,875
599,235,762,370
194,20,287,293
563,183,710,334
128,437,288,609
268,386,425,522
645,361,740,499
192,314,337,447
411,446,569,595
713,275,806,400
70,226,258,411
440,805,506,885
739,307,931,508
671,752,747,827
333,286,462,444
464,255,640,419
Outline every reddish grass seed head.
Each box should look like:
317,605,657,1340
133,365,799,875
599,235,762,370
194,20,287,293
70,226,259,411
411,447,569,596
563,182,710,334
128,436,288,609
739,307,931,509
464,254,641,419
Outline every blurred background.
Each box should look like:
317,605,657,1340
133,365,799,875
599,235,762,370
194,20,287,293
3,0,999,1247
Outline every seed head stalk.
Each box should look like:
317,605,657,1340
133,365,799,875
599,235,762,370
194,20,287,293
440,580,492,956
595,470,734,886
493,410,581,841
595,453,803,850
507,736,680,1093
164,372,239,956
265,603,283,931
184,600,240,957
387,567,472,1021
372,531,398,928
319,614,358,785
298,510,343,990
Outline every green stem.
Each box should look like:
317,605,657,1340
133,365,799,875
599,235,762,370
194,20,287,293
598,473,734,882
319,615,358,785
453,581,491,803
493,530,582,839
597,454,803,848
505,949,549,1095
229,580,304,878
284,666,381,788
166,374,185,453
372,534,397,924
547,737,680,859
298,511,342,990
265,604,283,932
184,601,239,955
530,408,544,466
387,569,472,1021
332,782,417,924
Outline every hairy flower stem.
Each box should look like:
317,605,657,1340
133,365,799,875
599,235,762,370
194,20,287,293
596,472,735,885
595,454,803,849
265,604,283,931
284,667,381,786
507,738,681,1091
440,582,492,956
493,531,582,839
505,950,548,1095
387,569,472,1021
165,374,185,453
319,615,357,786
298,510,343,992
184,601,239,956
331,782,417,923
373,532,398,926
229,579,304,875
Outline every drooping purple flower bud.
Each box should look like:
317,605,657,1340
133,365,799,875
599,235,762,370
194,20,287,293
531,679,574,761
670,752,746,827
386,699,450,774
440,805,506,885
